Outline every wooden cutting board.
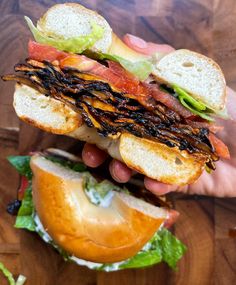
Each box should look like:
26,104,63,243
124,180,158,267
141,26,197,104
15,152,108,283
0,1,236,284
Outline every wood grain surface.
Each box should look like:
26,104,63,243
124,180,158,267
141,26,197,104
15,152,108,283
0,0,236,284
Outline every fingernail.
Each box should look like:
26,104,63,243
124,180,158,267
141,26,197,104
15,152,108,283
109,160,131,183
127,34,148,48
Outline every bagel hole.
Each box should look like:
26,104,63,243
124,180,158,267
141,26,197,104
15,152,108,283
175,157,183,165
182,62,194,67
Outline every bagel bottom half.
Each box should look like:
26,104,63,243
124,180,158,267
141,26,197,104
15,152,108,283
30,154,168,263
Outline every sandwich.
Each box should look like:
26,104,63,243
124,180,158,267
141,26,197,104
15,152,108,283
7,148,186,271
2,3,230,186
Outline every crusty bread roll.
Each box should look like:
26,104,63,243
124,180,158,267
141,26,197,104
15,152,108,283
30,154,167,262
153,49,226,112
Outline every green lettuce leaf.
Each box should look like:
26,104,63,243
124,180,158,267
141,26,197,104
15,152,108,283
111,55,153,81
7,156,32,179
25,16,104,54
15,185,35,231
172,84,214,121
158,228,187,268
120,229,186,270
84,51,153,81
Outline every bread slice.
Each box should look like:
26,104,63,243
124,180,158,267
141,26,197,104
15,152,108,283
14,84,207,185
153,49,226,111
31,154,167,262
14,84,81,134
37,3,112,53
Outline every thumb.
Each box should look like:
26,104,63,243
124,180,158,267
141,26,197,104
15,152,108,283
123,34,175,56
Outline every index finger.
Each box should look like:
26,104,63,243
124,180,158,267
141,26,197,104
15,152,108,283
123,34,175,56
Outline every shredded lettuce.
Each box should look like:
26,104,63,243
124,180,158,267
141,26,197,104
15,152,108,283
84,174,129,206
0,262,26,285
25,16,104,54
9,155,186,271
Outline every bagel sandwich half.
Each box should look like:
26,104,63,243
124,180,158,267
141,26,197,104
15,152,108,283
7,148,186,271
2,3,230,186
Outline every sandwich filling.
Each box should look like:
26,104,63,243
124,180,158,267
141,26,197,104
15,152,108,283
7,151,186,271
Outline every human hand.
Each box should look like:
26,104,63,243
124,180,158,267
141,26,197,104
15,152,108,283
82,34,236,198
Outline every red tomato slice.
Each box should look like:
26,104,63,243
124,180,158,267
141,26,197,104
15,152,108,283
209,133,230,159
28,40,68,62
18,176,29,200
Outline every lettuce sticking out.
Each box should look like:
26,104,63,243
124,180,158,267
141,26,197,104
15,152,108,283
111,55,153,81
14,185,35,231
172,84,214,121
84,51,153,81
25,16,104,54
7,156,32,180
97,229,186,271
0,262,26,285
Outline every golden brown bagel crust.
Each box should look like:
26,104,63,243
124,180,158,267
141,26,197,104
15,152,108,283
119,133,208,185
31,155,166,262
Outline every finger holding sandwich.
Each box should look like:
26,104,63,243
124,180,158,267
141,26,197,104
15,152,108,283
2,3,230,188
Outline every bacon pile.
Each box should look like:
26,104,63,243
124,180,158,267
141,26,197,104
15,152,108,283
2,59,219,169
